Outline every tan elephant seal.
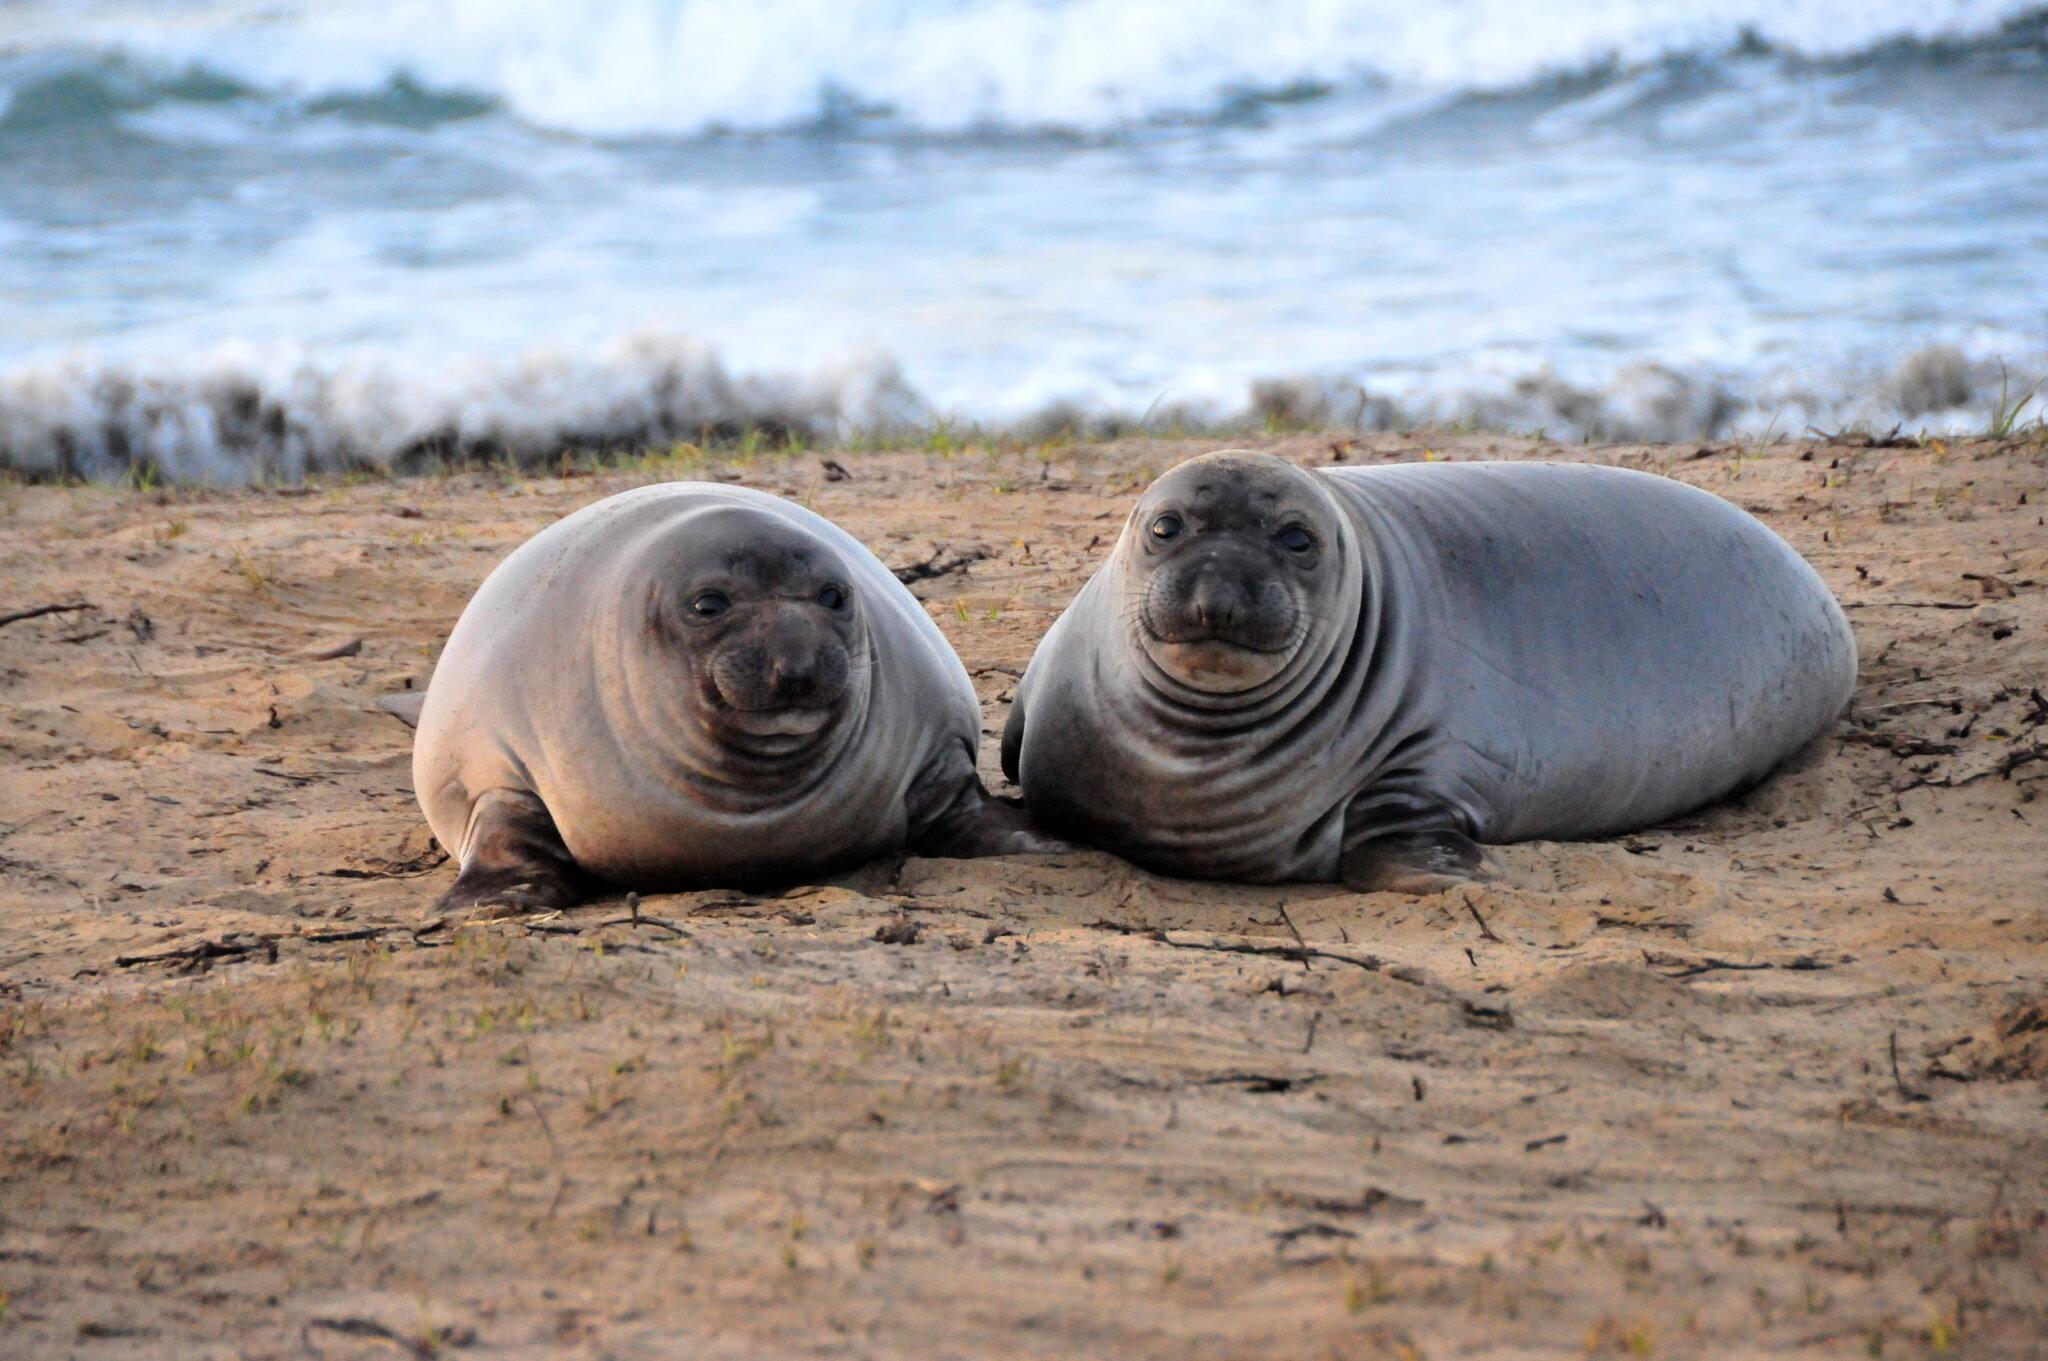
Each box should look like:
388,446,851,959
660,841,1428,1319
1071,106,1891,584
411,483,1058,912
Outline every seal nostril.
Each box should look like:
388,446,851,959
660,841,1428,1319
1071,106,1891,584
1188,581,1241,632
767,650,824,703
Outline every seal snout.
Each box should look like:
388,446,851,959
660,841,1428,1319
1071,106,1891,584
763,644,832,706
1186,573,1251,634
708,620,853,717
1143,554,1299,653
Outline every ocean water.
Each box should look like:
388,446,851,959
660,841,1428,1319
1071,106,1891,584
2,0,2046,482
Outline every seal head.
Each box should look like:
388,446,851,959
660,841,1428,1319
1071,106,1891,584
1123,453,1350,694
646,506,861,756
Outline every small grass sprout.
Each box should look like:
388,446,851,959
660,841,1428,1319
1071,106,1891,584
1986,361,2044,440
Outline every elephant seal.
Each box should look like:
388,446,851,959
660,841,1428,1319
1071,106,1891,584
413,482,1055,913
1001,452,1855,892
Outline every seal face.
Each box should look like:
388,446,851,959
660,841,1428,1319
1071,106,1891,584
412,483,1057,914
1126,459,1340,693
1002,451,1858,892
648,507,858,754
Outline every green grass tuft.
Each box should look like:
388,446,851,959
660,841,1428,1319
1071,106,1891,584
1985,361,2044,440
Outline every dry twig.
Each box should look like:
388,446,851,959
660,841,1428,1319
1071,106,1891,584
0,601,93,630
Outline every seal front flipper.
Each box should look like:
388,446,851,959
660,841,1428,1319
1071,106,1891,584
908,741,1071,858
1340,827,1489,895
437,789,589,916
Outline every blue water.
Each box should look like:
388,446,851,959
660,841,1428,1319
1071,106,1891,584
2,0,2046,480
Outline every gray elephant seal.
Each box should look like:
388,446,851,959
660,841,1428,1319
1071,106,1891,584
413,482,1054,913
1001,452,1856,892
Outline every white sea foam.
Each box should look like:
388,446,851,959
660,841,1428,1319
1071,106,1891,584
17,0,2045,136
2,333,2036,483
0,334,929,482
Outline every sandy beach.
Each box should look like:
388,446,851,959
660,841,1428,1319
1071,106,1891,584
1,432,2044,1358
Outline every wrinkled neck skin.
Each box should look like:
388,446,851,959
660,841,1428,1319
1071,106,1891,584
1106,492,1376,741
588,545,878,817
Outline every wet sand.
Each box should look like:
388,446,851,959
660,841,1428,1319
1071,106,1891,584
2,433,2044,1358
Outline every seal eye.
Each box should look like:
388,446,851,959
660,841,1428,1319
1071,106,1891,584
816,584,847,611
690,590,731,619
1276,526,1314,554
1149,512,1184,542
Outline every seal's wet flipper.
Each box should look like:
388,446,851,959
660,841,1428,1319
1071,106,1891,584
1340,828,1488,895
909,744,1072,858
916,790,1073,857
436,789,588,916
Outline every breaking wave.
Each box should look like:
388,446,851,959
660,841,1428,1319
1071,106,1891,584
3,334,2036,484
4,0,2045,139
